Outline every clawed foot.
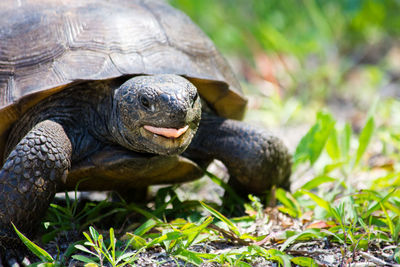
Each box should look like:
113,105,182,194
186,115,292,196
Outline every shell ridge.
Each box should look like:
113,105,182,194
139,0,172,48
7,75,16,105
64,12,84,49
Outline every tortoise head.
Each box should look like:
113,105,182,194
112,74,201,155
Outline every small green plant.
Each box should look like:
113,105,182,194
12,222,70,266
43,183,127,244
73,226,137,266
280,109,400,264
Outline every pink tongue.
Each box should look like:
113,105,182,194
144,125,189,138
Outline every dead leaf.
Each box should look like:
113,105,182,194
306,220,336,229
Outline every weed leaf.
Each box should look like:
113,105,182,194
71,254,96,264
354,116,375,167
280,229,323,251
291,256,318,266
293,111,335,168
200,201,240,236
12,222,54,262
133,218,158,236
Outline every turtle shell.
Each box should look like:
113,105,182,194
0,0,247,163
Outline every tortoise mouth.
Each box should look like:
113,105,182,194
139,124,194,154
143,125,189,139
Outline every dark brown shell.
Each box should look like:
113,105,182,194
0,0,247,162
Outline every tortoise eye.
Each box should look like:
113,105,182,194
192,92,199,107
140,95,151,109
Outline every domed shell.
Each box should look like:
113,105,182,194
0,0,247,162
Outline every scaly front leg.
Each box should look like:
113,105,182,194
0,120,72,262
185,114,291,196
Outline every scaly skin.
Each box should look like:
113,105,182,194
0,120,71,261
185,114,291,195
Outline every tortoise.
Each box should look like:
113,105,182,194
0,0,291,260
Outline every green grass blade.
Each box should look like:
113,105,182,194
89,226,100,241
266,248,292,267
116,251,137,263
146,231,183,248
109,227,116,263
12,223,54,262
205,171,244,205
380,202,395,240
340,123,352,161
280,229,323,251
276,188,301,218
299,176,336,191
71,254,97,264
49,203,73,217
291,256,318,266
81,207,127,229
293,111,336,168
298,190,331,214
133,218,158,236
64,191,71,213
394,248,400,264
61,241,84,265
181,216,213,248
383,201,400,217
124,233,147,250
394,220,400,243
303,0,333,39
75,244,98,256
82,231,95,246
200,201,240,236
175,248,204,266
320,229,344,244
363,189,396,219
326,128,340,161
127,203,163,222
235,261,252,267
354,116,375,167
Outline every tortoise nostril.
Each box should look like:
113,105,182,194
140,95,151,109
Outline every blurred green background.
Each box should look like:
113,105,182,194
169,0,400,133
